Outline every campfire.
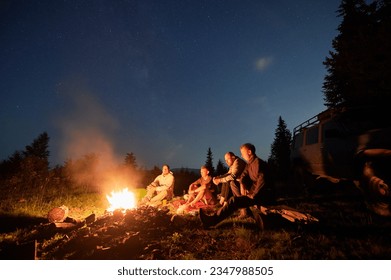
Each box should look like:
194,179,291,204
106,188,137,212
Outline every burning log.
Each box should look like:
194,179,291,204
106,188,136,212
84,213,96,225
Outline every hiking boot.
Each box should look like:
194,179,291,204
199,208,219,229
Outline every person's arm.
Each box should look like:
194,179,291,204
219,158,246,183
214,171,230,182
189,177,211,205
193,177,211,193
147,175,160,188
188,178,201,194
157,174,174,191
248,160,266,199
238,163,250,196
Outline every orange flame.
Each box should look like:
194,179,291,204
106,188,136,212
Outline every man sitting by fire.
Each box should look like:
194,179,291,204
140,164,175,207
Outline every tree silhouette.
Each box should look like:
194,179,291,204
323,0,391,108
19,132,51,178
0,132,52,190
124,152,138,170
23,132,50,158
215,159,228,176
23,132,50,169
0,151,23,179
204,147,215,176
269,116,292,181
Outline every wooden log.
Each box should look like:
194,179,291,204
47,205,69,223
84,213,96,225
53,222,79,229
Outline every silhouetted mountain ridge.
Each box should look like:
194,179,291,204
171,168,199,174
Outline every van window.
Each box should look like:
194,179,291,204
306,126,319,145
293,132,304,149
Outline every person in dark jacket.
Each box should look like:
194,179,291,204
200,143,269,228
213,152,246,206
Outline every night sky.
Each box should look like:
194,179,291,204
1,0,341,169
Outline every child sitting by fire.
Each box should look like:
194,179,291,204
182,165,217,209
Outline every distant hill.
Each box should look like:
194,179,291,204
171,168,199,174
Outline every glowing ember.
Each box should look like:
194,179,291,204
106,188,136,212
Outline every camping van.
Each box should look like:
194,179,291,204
291,106,391,216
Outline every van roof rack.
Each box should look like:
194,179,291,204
293,107,347,136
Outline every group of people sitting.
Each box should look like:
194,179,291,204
139,143,270,228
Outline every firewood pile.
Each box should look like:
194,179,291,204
1,203,322,260
1,206,201,260
45,206,203,260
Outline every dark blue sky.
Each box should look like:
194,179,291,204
1,0,341,169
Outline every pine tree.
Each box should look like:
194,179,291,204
23,132,50,174
269,116,292,180
124,152,138,170
0,151,23,179
205,147,215,176
215,159,228,176
23,132,50,162
9,132,51,189
323,0,391,108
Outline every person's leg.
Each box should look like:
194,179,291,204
219,195,253,215
200,196,254,228
219,183,229,204
190,190,205,206
230,181,241,197
149,190,168,203
186,185,196,203
236,181,251,218
141,185,156,203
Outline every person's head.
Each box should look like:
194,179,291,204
200,165,210,177
224,152,236,167
240,143,256,162
162,164,170,175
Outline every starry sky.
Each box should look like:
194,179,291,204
0,0,341,169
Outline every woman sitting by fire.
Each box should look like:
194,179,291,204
140,164,175,207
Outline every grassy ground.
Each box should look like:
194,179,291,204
1,183,391,259
0,184,147,220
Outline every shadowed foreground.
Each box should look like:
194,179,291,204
1,193,391,260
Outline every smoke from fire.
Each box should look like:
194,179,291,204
56,86,140,193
